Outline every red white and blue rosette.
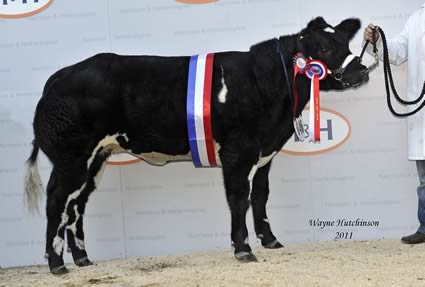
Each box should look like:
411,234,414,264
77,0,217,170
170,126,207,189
306,60,328,80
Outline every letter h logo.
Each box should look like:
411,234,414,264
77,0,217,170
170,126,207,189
294,119,333,142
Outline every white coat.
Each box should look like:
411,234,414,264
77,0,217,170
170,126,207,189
365,2,425,160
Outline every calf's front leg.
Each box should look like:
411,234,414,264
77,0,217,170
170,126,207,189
251,161,283,249
220,144,258,262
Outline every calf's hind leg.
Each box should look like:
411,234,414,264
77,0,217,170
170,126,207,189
65,148,110,267
46,148,110,274
45,163,87,275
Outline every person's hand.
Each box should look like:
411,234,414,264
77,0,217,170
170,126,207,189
363,23,379,43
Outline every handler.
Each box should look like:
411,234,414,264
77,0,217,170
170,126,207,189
363,2,425,244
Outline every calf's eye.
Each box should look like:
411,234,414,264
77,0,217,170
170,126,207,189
320,48,333,56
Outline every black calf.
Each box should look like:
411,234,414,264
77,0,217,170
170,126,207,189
24,17,368,274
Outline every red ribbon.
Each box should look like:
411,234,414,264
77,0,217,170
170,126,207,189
312,75,320,141
293,65,300,115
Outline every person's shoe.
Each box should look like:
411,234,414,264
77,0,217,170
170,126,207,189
401,232,425,244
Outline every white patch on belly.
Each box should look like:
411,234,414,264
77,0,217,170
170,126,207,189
90,133,224,167
137,152,192,166
215,142,222,166
218,67,227,104
133,141,222,166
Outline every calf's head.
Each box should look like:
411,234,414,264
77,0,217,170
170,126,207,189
298,17,369,90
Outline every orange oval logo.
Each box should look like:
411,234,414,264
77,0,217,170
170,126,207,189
176,0,218,4
0,0,53,19
107,154,142,166
281,107,351,156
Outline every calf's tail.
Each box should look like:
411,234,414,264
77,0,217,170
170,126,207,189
24,140,44,214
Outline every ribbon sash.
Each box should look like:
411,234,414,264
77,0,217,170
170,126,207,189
187,53,219,167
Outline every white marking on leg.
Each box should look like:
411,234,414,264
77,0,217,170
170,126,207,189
58,184,86,230
248,152,263,198
248,164,259,182
69,160,106,251
258,151,277,168
53,145,109,256
67,158,107,252
248,163,258,197
66,205,78,234
263,218,269,224
76,238,86,250
244,237,249,245
52,236,65,256
66,205,86,250
218,66,227,103
53,183,86,255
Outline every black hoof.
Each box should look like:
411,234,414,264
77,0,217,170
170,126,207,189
235,251,258,262
50,265,69,275
263,239,284,249
75,256,94,267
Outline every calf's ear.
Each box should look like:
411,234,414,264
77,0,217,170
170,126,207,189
307,17,330,30
335,18,361,40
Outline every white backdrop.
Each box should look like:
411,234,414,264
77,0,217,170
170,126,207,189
0,0,423,268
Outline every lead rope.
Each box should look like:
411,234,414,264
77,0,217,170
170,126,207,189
364,27,425,117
